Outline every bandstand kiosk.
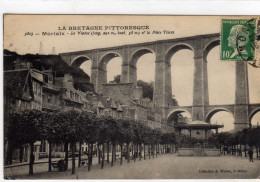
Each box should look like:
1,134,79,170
175,120,224,156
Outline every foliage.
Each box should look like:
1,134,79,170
153,128,163,144
8,109,189,175
247,127,260,147
168,132,177,144
208,126,260,148
117,118,134,144
41,111,59,143
143,127,153,145
132,122,144,144
52,110,83,143
96,115,112,144
113,75,121,83
111,75,154,100
8,109,184,155
137,80,154,100
80,111,97,143
160,132,177,146
177,135,203,147
8,109,47,145
8,109,52,175
11,109,259,151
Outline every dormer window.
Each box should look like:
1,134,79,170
48,75,53,83
70,91,73,99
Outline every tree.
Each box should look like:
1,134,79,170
41,111,58,172
168,132,177,153
96,115,112,169
119,118,134,164
241,128,250,156
111,76,154,100
132,122,144,162
250,127,260,158
143,127,152,160
235,131,244,156
208,133,220,149
247,127,258,147
153,128,162,157
9,110,47,175
52,110,84,174
75,111,98,171
105,116,119,167
113,75,121,83
137,80,154,100
172,97,179,106
161,133,170,152
149,128,157,158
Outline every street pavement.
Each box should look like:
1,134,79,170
4,154,260,179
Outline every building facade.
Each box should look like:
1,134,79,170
4,52,96,164
4,50,168,164
101,82,166,130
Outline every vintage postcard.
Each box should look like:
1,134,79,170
3,15,260,180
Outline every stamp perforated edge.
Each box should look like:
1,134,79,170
220,16,259,62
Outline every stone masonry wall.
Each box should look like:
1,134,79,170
101,83,141,106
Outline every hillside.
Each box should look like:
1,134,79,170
4,49,94,92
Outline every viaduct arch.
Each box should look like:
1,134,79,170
60,33,260,131
205,107,234,124
167,108,192,126
128,48,155,84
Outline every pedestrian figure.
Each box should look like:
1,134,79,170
94,148,97,156
123,149,127,159
248,147,254,162
58,159,66,171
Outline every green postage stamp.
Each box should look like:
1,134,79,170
221,18,257,61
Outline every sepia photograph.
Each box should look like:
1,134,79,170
3,15,260,179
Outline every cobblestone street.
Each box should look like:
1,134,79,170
6,154,260,179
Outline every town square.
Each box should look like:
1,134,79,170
3,15,260,179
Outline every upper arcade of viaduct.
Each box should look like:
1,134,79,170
60,33,260,131
60,33,219,94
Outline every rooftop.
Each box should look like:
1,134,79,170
175,120,224,129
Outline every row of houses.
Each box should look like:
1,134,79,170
4,51,166,165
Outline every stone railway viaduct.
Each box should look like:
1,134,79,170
60,33,260,131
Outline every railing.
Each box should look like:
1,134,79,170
42,102,60,110
43,83,60,92
63,97,84,105
178,148,220,156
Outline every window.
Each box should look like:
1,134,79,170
66,90,70,98
44,75,48,83
38,84,42,96
32,82,36,93
34,82,37,94
47,94,51,103
54,95,57,104
17,99,21,108
48,75,53,83
42,93,46,102
36,83,39,95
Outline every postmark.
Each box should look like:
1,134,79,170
221,18,257,61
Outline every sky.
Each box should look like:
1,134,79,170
4,15,260,131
